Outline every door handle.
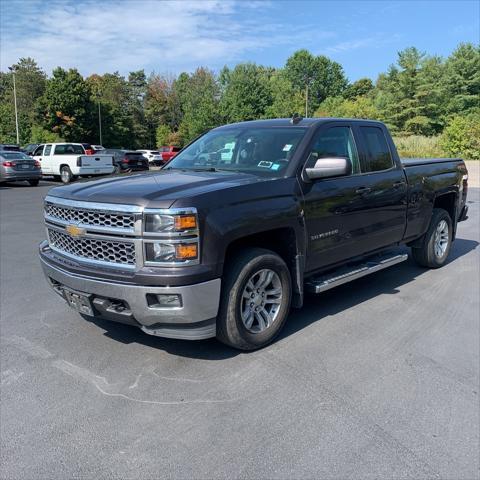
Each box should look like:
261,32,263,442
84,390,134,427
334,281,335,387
355,186,371,194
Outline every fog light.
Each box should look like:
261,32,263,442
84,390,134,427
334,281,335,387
147,293,182,308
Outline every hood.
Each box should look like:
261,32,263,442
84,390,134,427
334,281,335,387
47,170,266,208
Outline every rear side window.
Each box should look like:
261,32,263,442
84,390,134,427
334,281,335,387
360,127,393,172
44,145,52,155
55,144,84,155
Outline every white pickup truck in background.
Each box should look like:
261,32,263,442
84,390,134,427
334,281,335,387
33,143,114,183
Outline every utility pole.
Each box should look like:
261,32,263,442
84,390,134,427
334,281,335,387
98,100,103,145
305,83,309,118
8,66,20,144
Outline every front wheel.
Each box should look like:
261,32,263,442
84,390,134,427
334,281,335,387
216,248,292,350
411,208,453,268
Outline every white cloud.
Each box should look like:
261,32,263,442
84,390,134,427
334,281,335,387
0,0,336,76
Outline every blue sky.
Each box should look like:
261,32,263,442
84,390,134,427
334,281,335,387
1,0,478,81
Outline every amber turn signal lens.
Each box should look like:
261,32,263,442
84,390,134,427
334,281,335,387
174,215,197,230
175,244,198,259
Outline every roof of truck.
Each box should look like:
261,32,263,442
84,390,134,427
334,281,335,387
215,117,385,129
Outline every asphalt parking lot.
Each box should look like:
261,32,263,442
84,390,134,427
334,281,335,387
1,179,479,479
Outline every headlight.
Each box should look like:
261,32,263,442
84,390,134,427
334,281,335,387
144,212,198,233
145,241,198,263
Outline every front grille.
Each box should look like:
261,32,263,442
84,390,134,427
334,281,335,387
48,228,136,266
45,202,135,230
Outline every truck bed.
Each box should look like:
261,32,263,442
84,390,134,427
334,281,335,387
401,157,462,167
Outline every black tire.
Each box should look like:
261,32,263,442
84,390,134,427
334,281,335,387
113,164,121,174
411,208,453,268
216,248,292,350
60,166,74,184
28,179,39,186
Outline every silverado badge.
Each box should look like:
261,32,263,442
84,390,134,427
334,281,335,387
66,224,86,237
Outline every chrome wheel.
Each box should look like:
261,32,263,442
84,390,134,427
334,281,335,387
61,168,71,183
434,219,449,258
240,269,283,333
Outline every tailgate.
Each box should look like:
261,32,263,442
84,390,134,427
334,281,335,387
79,154,113,167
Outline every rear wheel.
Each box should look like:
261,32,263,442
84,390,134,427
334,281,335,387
60,166,74,184
28,179,39,186
411,208,452,268
113,164,121,174
216,248,292,350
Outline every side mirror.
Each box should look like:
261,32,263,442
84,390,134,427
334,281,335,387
305,157,351,180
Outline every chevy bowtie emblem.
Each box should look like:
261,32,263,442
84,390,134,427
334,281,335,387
66,224,86,237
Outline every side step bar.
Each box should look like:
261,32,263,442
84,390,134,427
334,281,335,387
305,253,408,294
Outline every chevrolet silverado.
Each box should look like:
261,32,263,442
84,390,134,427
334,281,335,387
39,118,469,350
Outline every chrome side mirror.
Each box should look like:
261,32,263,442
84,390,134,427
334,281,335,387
305,157,351,180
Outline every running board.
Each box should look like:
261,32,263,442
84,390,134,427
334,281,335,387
305,253,408,294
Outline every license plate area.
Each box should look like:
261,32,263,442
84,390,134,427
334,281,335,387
63,288,94,316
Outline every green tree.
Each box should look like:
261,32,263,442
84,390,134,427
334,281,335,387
375,47,444,135
126,70,149,148
440,112,480,160
264,70,304,118
220,63,272,123
344,78,374,100
0,58,47,144
86,72,133,147
156,124,172,147
178,68,220,143
315,95,382,120
38,67,94,141
285,49,348,115
442,43,480,117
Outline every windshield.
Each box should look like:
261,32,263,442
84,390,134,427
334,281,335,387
166,126,307,176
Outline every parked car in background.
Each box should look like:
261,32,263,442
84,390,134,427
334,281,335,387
102,149,149,173
82,143,95,155
0,144,21,152
137,149,163,166
159,145,181,163
0,150,42,186
23,143,39,156
32,143,114,183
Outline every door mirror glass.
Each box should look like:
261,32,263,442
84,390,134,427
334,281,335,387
305,157,351,180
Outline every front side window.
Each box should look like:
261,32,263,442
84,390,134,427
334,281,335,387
167,127,307,177
360,127,393,172
308,126,360,174
44,145,52,155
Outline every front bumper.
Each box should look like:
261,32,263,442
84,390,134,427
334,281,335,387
40,246,221,340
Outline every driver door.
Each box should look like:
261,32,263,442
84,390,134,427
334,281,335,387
301,124,376,272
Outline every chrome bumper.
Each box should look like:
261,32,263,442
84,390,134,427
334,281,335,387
40,252,221,340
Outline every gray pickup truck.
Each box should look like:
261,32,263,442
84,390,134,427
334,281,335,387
39,117,469,350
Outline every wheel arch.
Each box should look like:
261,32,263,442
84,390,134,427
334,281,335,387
223,227,304,308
